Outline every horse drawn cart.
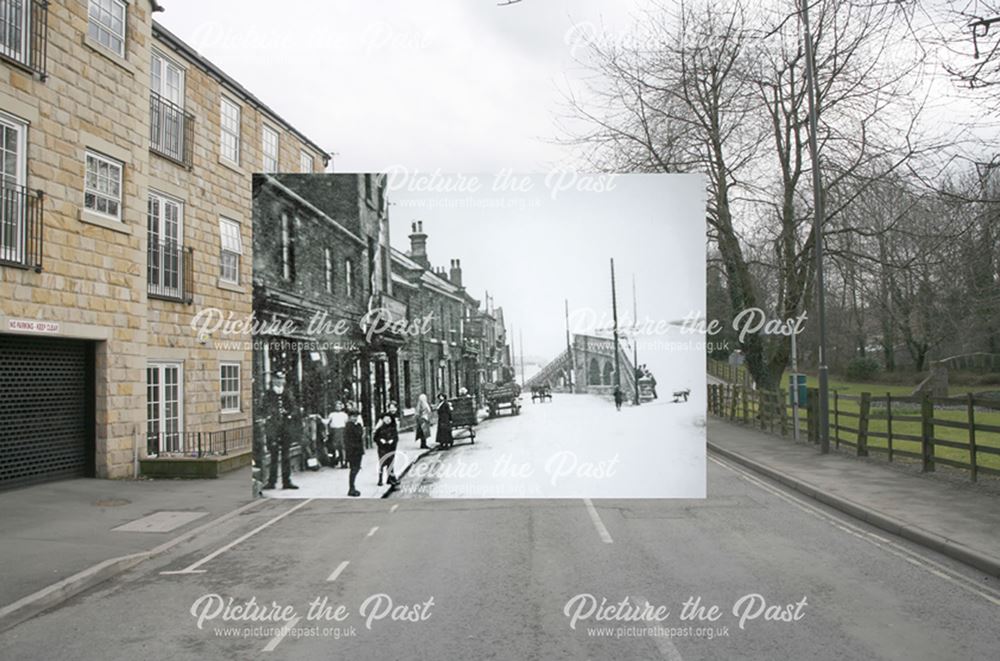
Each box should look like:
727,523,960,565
530,384,552,403
484,381,522,418
449,396,478,443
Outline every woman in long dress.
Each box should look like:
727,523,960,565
415,393,432,449
435,393,453,448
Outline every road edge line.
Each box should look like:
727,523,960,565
0,497,266,634
707,442,1000,578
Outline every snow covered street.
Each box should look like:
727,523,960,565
393,391,706,498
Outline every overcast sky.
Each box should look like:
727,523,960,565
155,0,641,172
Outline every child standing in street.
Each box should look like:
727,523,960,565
344,409,364,497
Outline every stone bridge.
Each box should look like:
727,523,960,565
525,333,637,401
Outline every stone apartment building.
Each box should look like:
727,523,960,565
0,1,327,488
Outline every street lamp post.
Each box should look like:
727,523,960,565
799,0,830,454
610,258,622,394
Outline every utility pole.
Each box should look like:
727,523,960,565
632,274,640,405
610,258,622,395
565,299,574,393
519,327,526,388
799,0,830,454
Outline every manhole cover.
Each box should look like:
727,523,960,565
93,498,131,507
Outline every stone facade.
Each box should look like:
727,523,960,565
0,1,327,482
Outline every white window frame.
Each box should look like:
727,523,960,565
220,362,241,413
147,361,184,453
84,150,123,221
324,247,333,293
262,125,279,173
87,0,126,58
300,149,313,173
147,191,184,297
219,96,241,165
0,111,28,265
0,0,32,64
219,217,242,285
281,212,293,281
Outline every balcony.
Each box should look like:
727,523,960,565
149,91,194,168
0,0,48,79
0,184,43,271
147,241,193,303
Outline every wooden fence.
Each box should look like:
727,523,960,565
707,382,1000,482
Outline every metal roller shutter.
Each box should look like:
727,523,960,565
0,335,95,489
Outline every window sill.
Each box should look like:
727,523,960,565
217,278,244,293
79,209,131,235
220,411,247,424
82,35,135,76
218,156,247,177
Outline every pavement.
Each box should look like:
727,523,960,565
707,418,1000,577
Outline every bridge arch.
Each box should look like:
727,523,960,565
588,358,601,385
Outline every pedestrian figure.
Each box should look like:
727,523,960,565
373,410,399,487
345,408,364,497
263,371,300,490
435,392,453,448
613,386,624,411
415,393,432,449
324,401,348,467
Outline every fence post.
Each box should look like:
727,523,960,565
742,386,749,425
886,392,894,462
921,394,935,473
968,393,978,482
779,389,788,436
857,392,871,457
833,390,840,450
197,431,203,458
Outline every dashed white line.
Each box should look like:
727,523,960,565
261,616,302,652
326,560,350,583
390,504,399,513
583,498,613,544
367,526,379,538
161,499,313,575
634,594,684,661
710,456,1000,607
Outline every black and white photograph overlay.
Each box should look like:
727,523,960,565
250,173,706,499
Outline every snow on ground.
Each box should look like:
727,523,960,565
394,391,706,499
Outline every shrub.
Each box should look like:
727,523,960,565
845,355,881,382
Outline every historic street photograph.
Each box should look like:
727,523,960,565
251,173,706,499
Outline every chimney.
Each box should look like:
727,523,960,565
408,220,429,268
449,259,463,287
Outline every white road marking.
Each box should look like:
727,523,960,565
161,499,313,575
390,504,399,513
367,526,379,538
634,594,684,661
583,498,613,544
261,616,302,652
326,560,350,583
710,456,1000,607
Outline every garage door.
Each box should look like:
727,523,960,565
0,334,95,489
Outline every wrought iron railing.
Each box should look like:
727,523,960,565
147,426,253,458
0,0,47,79
147,240,193,303
149,91,194,167
0,183,43,271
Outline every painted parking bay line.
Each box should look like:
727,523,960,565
327,561,350,583
162,499,313,575
583,498,613,544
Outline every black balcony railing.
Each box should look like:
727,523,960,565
0,0,48,79
147,240,193,303
0,184,43,271
149,91,194,167
147,426,252,458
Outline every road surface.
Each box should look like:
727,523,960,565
1,442,997,660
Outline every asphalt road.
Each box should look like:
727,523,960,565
2,447,998,660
